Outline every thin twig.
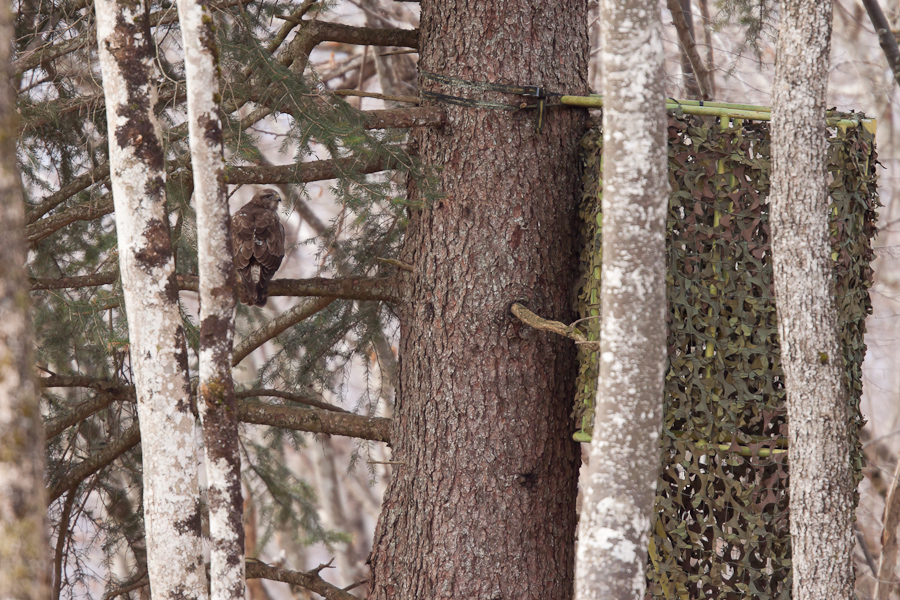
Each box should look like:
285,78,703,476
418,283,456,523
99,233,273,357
52,491,77,600
375,257,414,272
102,572,149,600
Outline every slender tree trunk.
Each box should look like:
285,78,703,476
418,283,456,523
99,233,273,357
95,0,207,597
0,2,50,597
698,0,716,99
875,456,900,599
770,1,855,599
575,0,668,598
366,2,589,598
676,0,702,98
175,0,244,596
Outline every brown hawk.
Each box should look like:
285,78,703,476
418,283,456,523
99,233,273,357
232,188,285,306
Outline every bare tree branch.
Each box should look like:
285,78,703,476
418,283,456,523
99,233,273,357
236,400,390,442
41,377,384,438
510,302,599,350
246,560,358,600
102,574,149,600
31,272,399,303
697,0,716,98
282,20,417,75
226,154,402,185
269,276,399,302
181,274,399,302
339,90,419,105
30,271,118,290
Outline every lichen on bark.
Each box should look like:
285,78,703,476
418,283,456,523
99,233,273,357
575,0,668,598
175,0,244,594
770,1,856,599
95,0,208,596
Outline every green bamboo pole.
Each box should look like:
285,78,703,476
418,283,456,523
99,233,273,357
560,95,870,128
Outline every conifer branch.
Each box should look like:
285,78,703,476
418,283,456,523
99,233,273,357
12,0,248,78
43,390,131,439
283,21,417,70
12,25,96,78
246,560,359,600
26,153,407,245
31,272,400,303
236,388,348,413
30,271,118,290
41,376,382,441
269,276,400,302
341,90,420,105
235,401,391,442
283,20,417,76
48,422,141,502
26,162,110,224
26,194,115,246
233,296,337,365
226,154,402,185
363,106,444,128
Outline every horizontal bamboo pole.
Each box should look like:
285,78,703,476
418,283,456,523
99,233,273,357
562,95,873,129
588,95,772,113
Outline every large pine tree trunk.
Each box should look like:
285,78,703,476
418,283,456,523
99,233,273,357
770,1,856,599
366,3,588,599
0,1,50,597
575,0,668,598
95,0,208,596
175,0,244,596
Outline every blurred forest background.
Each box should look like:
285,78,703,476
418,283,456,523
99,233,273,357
15,0,900,597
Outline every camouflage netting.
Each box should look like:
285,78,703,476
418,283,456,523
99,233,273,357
576,112,878,599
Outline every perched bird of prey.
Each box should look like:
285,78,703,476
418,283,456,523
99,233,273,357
232,188,285,306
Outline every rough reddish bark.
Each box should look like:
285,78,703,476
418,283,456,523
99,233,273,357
366,2,588,599
0,0,50,595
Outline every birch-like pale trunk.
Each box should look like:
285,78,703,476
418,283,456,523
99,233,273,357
175,0,244,595
574,0,668,597
0,2,50,597
770,1,856,599
95,0,208,597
